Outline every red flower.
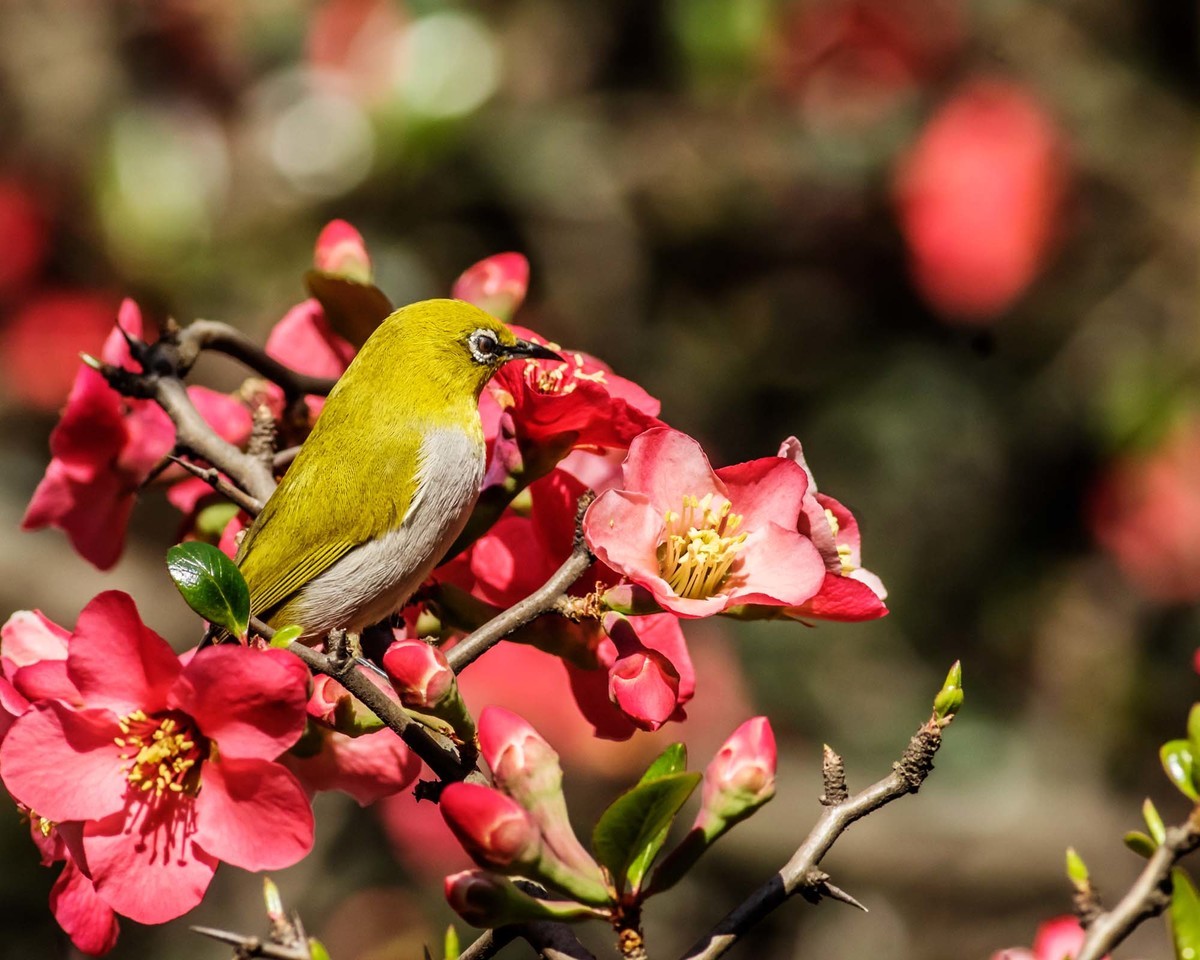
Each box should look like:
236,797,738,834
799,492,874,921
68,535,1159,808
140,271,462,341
1090,422,1200,602
991,915,1097,960
453,253,530,323
0,592,314,925
776,437,887,621
894,78,1065,322
584,428,826,617
22,299,253,569
265,299,356,420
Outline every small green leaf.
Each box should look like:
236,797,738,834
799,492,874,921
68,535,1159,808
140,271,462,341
1161,740,1200,801
443,925,460,960
1171,867,1200,960
1144,798,1167,845
592,771,701,897
639,744,687,785
196,502,240,540
270,624,304,649
1065,847,1090,887
1124,831,1158,858
1189,705,1200,754
166,542,250,637
308,938,332,960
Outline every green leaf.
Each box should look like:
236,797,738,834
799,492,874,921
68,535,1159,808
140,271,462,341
304,271,394,349
1189,705,1200,754
443,925,460,960
308,938,332,960
1124,831,1158,858
1065,847,1090,887
592,771,701,897
1171,868,1200,960
639,744,687,785
270,624,304,649
166,542,250,637
1145,798,1168,845
1162,740,1200,801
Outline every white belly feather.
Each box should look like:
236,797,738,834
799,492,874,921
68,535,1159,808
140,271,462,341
289,427,485,636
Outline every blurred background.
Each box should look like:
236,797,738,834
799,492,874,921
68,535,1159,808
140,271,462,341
0,0,1197,957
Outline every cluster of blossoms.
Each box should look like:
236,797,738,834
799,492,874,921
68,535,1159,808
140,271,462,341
8,220,887,951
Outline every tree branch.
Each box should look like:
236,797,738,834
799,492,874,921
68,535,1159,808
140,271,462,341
446,493,595,674
190,925,313,959
1074,820,1200,960
680,717,946,960
168,456,263,516
173,320,338,400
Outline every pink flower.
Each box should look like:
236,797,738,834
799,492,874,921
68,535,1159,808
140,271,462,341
453,252,530,323
486,324,663,455
894,78,1065,322
776,437,887,621
313,219,372,283
22,299,253,569
1090,422,1200,602
265,299,356,420
585,428,826,617
0,591,314,925
990,915,1098,960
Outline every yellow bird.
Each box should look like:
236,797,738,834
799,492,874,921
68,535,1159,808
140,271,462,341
235,298,559,641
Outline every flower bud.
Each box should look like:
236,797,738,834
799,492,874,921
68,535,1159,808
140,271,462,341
383,639,455,710
440,783,542,871
452,253,529,322
608,650,680,732
694,717,777,839
313,220,371,284
305,674,383,736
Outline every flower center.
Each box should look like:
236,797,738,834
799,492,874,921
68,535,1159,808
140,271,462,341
658,494,747,599
824,507,855,575
523,348,608,395
115,709,205,799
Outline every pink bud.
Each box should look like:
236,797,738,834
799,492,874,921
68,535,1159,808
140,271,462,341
478,705,559,787
695,718,777,837
1030,916,1087,960
608,651,680,732
313,219,372,284
451,253,529,322
383,639,455,710
444,870,511,927
440,783,541,871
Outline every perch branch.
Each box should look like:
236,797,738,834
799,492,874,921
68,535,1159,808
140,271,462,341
190,925,312,959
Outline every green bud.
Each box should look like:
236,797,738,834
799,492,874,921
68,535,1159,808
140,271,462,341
308,938,332,960
1065,847,1089,889
1144,798,1167,845
270,624,304,649
443,926,460,960
933,660,964,721
1123,831,1158,858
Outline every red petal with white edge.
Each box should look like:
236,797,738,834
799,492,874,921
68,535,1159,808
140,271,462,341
788,572,888,622
728,523,825,608
1,609,69,671
169,647,309,759
620,428,727,512
49,861,119,956
84,811,217,924
716,456,809,533
67,592,179,715
0,702,126,822
192,757,314,870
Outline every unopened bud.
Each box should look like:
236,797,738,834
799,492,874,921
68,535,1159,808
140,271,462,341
440,784,542,872
933,660,963,721
694,717,777,840
383,639,455,710
313,220,371,284
451,253,529,322
608,650,680,732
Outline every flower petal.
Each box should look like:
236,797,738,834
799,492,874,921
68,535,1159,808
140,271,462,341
192,757,314,870
727,523,825,608
787,572,888,622
49,861,120,956
68,592,179,715
1,609,69,671
11,660,80,704
583,490,663,586
84,811,216,924
621,428,727,511
716,456,809,532
0,702,125,822
282,727,422,806
170,647,309,759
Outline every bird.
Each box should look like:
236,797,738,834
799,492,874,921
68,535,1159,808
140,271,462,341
234,298,561,642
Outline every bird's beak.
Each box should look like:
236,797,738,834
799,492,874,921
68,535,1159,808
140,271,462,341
503,338,564,363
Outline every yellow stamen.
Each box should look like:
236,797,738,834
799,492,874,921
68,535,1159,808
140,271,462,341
523,349,609,395
114,710,204,799
657,493,747,599
824,507,856,575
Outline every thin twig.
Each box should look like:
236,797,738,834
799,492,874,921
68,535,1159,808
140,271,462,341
168,456,263,516
522,921,600,960
274,446,302,469
680,718,946,960
249,616,483,785
458,928,518,960
174,320,338,400
190,926,312,959
1074,821,1200,960
446,492,595,673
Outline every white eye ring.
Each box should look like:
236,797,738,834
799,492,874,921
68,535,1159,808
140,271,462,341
468,329,500,364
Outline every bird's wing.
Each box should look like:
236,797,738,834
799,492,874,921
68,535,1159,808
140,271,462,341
236,409,420,623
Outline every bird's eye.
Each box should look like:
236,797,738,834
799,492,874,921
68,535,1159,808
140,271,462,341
469,330,500,364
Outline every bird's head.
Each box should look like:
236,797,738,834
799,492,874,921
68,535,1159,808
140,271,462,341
341,299,563,412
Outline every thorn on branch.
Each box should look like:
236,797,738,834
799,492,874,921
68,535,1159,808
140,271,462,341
820,744,848,806
190,926,313,960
